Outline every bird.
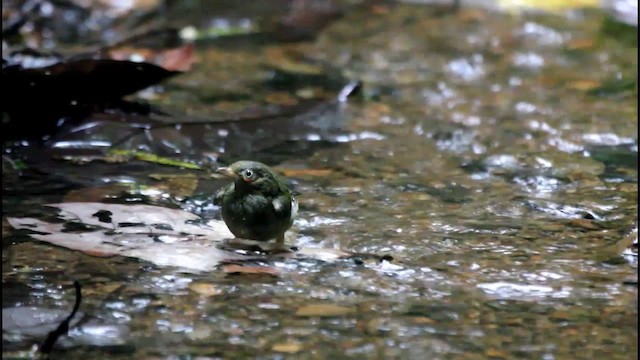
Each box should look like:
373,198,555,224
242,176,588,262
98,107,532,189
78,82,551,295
213,160,298,248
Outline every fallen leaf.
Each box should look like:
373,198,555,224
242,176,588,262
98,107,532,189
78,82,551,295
159,43,196,72
568,80,601,91
485,348,509,359
410,316,435,324
107,150,202,170
190,283,223,297
265,92,299,106
276,168,334,177
81,250,118,258
568,218,601,230
222,264,279,276
83,282,123,297
272,342,303,353
8,202,356,270
3,59,179,108
549,311,572,321
264,47,324,75
566,38,594,50
295,303,354,317
505,318,524,326
370,5,389,14
7,203,243,272
107,42,196,73
365,318,386,335
458,9,487,22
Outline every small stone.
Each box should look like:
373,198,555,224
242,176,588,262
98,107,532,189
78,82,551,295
190,283,223,297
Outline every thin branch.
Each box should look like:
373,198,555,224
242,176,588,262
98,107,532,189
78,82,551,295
39,281,82,355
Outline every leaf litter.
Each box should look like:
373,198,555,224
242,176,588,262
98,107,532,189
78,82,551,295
7,202,355,273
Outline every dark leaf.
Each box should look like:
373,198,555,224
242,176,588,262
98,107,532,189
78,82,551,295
2,58,178,107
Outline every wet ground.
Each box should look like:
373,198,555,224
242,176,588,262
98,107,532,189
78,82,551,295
2,1,638,359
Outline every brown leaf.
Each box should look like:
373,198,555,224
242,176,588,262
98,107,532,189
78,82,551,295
277,168,334,177
457,9,487,22
568,80,601,91
295,303,354,317
108,43,196,72
549,311,572,321
222,264,279,276
264,47,324,75
567,38,594,50
370,5,389,14
410,316,435,324
82,250,118,258
272,342,303,353
568,218,601,230
485,348,509,359
265,92,299,106
159,43,196,72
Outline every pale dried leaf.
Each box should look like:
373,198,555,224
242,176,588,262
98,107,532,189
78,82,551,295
46,202,233,238
7,203,242,272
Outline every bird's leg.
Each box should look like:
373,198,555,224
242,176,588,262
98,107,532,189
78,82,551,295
276,233,285,247
264,233,291,254
222,237,266,252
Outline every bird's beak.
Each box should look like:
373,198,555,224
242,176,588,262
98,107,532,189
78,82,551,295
215,167,238,179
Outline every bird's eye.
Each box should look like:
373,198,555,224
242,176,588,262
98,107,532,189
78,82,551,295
243,169,254,179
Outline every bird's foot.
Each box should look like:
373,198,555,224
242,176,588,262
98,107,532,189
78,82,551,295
222,237,293,254
266,234,293,254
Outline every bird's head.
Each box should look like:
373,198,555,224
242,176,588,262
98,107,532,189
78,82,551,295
215,160,284,195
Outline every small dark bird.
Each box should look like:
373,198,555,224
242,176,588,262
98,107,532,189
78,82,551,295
213,160,298,247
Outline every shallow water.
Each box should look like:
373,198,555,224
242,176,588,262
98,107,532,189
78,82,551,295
2,2,638,359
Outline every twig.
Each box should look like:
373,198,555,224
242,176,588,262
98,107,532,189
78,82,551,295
39,281,82,355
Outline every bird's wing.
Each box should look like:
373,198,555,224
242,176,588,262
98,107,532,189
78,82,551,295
213,183,234,205
271,195,296,220
290,197,299,219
